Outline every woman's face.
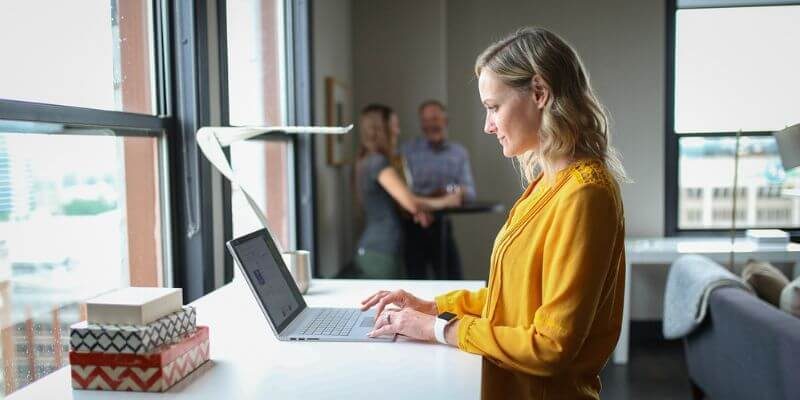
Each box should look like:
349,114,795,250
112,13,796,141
359,113,383,150
359,112,393,153
478,69,546,158
359,113,383,140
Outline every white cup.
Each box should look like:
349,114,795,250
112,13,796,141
282,250,311,294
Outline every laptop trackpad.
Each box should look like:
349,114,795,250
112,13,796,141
359,317,374,328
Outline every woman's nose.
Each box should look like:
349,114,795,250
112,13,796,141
484,115,496,135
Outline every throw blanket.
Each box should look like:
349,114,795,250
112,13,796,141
663,254,753,339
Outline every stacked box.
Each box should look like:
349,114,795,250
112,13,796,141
86,287,184,325
70,306,197,354
69,287,209,392
70,326,210,392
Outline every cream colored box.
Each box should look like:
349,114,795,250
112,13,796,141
86,287,183,325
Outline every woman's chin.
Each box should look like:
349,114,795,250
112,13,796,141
501,145,516,158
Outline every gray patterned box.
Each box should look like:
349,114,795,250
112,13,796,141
70,306,196,354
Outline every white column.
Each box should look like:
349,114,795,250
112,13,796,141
613,256,632,364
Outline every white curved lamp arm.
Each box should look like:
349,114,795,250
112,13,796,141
196,125,353,253
203,124,353,147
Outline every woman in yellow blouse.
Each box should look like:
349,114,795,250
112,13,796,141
361,26,628,399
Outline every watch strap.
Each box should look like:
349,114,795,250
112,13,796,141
434,315,455,344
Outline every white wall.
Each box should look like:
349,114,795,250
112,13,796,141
352,0,447,145
312,0,355,277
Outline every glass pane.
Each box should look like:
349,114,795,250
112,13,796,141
678,136,800,230
226,0,285,126
231,140,294,250
674,6,800,133
226,1,294,249
0,0,156,114
0,130,164,395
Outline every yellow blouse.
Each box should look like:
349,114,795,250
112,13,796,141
435,158,626,400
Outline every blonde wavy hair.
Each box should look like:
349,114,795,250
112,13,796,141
475,27,629,185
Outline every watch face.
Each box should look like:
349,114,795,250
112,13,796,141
438,311,457,321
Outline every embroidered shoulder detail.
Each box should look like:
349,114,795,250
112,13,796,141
571,159,611,187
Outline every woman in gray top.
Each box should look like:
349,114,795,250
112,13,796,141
355,104,462,278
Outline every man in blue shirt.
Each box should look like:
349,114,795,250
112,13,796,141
400,100,476,279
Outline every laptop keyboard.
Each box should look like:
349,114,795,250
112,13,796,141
299,308,362,336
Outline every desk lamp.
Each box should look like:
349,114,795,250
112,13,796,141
196,125,352,254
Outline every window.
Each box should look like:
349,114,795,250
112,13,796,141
0,129,166,395
0,0,156,114
0,0,312,393
231,140,294,250
226,0,295,251
678,136,800,229
667,2,800,234
0,1,167,394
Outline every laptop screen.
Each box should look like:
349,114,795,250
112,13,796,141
228,230,306,333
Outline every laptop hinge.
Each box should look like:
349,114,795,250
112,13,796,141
280,307,313,337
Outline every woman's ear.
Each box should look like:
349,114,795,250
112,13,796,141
530,75,550,110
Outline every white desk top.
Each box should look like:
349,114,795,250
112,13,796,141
625,237,800,264
9,278,485,400
626,236,800,253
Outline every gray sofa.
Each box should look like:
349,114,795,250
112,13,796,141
684,286,800,400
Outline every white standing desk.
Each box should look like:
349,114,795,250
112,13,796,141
613,237,800,365
9,278,485,399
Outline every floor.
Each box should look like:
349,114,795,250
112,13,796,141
600,322,693,399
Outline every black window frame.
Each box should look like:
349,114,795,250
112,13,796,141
664,0,800,237
289,0,318,277
170,0,217,302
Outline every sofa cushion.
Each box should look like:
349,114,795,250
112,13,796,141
742,260,789,306
781,277,800,317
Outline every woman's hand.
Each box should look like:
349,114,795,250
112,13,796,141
441,187,463,208
367,308,436,341
413,211,433,227
360,289,438,317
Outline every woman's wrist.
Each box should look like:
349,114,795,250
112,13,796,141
429,300,439,316
444,320,459,346
421,198,439,211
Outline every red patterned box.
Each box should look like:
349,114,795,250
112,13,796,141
70,326,210,392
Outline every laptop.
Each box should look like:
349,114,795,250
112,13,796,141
226,229,395,342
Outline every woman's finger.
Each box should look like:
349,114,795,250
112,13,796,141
368,319,396,338
360,290,389,310
360,290,387,305
374,292,401,317
365,292,393,311
372,310,392,330
367,325,392,337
